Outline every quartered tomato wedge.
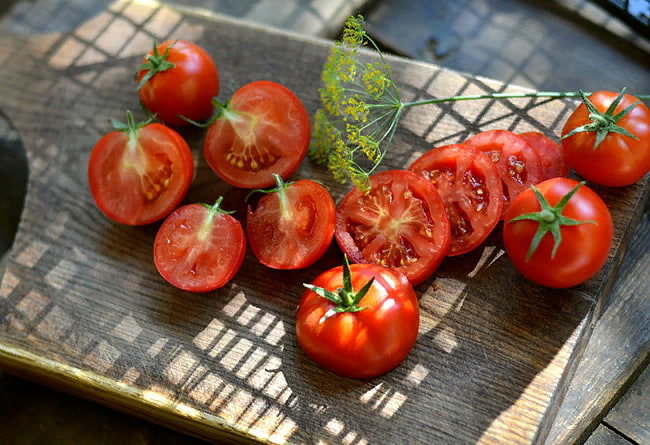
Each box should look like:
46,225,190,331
335,170,451,286
247,175,336,269
153,197,246,292
204,80,311,189
518,131,568,179
465,129,543,218
87,112,194,226
409,143,503,256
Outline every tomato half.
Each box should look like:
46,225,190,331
153,198,246,292
518,131,569,179
503,177,613,288
409,143,503,256
204,80,311,189
465,129,543,218
88,112,194,226
335,170,450,285
561,90,650,186
247,177,335,269
137,40,219,127
296,262,419,378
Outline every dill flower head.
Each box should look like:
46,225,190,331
310,15,403,191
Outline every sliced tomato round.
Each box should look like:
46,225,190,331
409,143,503,256
153,199,246,292
204,80,311,189
464,129,543,218
247,178,335,269
518,131,569,179
335,170,451,286
88,114,194,226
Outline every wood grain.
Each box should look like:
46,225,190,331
604,360,650,444
0,1,648,444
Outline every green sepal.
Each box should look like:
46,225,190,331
136,40,177,91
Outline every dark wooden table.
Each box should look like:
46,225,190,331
1,1,648,444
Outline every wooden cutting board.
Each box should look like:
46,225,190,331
0,1,647,444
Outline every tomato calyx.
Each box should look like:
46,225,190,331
198,196,236,242
247,173,294,216
303,257,372,322
561,89,640,149
137,40,177,90
109,110,151,142
507,181,596,261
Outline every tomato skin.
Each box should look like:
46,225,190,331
137,40,219,127
335,170,451,286
88,122,194,226
247,179,335,269
153,202,246,292
561,91,650,186
518,131,569,179
296,263,419,378
503,178,613,288
204,80,311,189
409,143,503,256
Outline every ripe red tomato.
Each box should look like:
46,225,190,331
518,131,568,179
137,40,219,127
88,112,194,226
204,80,311,189
335,170,451,286
296,260,419,378
409,143,503,256
465,129,543,218
503,177,613,288
561,90,650,186
153,197,246,292
247,176,335,269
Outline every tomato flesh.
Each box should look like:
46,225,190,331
409,143,503,256
204,80,311,189
335,170,450,285
518,131,568,179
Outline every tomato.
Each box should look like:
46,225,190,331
409,143,503,256
88,112,194,226
204,80,311,189
518,131,568,179
561,90,650,186
296,259,419,378
335,170,450,286
137,40,219,127
247,175,335,269
464,129,543,218
153,197,246,292
503,177,613,288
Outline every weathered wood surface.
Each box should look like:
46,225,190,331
583,424,634,445
0,1,648,444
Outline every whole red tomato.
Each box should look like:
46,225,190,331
503,177,613,288
296,259,419,378
203,80,311,189
561,90,650,186
137,40,219,127
247,175,335,269
88,111,194,225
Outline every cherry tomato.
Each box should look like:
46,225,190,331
561,90,650,186
88,112,194,226
137,40,219,127
296,260,419,378
335,170,451,286
204,80,311,189
503,177,613,288
518,131,568,179
247,175,335,269
465,129,543,218
409,143,503,256
153,197,246,292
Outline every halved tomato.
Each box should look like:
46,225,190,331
518,131,568,179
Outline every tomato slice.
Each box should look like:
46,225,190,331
88,118,194,226
335,170,451,286
518,131,568,179
247,178,336,269
464,129,543,218
153,199,246,292
204,80,311,189
409,143,503,256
